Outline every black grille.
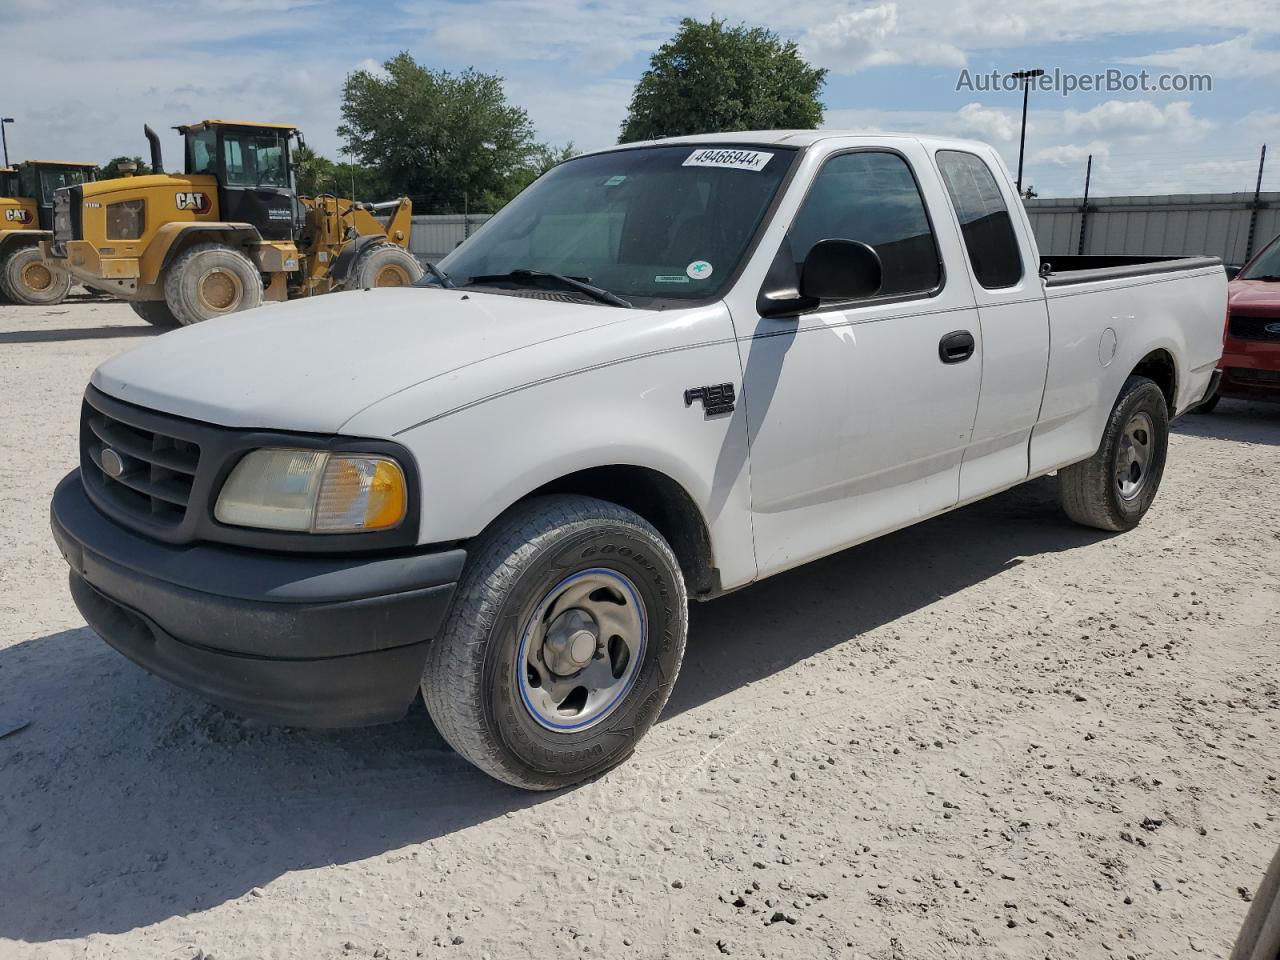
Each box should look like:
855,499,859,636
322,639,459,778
1229,367,1280,384
80,397,200,528
1228,315,1280,342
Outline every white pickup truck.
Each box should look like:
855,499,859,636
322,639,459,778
51,131,1225,789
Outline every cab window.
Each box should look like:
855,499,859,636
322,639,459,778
187,128,218,176
786,151,942,301
221,131,288,188
0,171,17,197
38,168,88,205
936,150,1023,288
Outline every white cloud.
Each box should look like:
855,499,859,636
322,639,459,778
1123,32,1280,78
1062,100,1212,140
801,3,966,72
953,103,1018,142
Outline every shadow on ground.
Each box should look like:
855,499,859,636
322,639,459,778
0,325,160,345
1174,398,1280,445
0,477,1105,942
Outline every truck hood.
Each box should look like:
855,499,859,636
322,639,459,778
92,288,628,435
1227,279,1280,311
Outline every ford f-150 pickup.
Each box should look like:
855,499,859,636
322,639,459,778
50,132,1227,789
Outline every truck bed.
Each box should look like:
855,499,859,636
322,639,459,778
1040,254,1223,286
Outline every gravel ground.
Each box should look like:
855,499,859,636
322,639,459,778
1,297,1277,960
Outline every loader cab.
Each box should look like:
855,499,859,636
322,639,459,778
179,120,299,242
0,167,17,199
15,162,95,230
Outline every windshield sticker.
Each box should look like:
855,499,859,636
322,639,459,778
604,175,627,186
682,148,773,172
654,275,691,283
686,260,713,280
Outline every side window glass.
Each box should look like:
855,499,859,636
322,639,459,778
787,151,942,300
936,150,1023,288
189,130,217,176
223,136,246,185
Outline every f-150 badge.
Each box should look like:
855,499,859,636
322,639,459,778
684,383,736,417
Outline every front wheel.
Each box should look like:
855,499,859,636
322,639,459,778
164,243,264,325
422,495,687,790
1059,375,1169,531
2,246,73,305
347,244,423,290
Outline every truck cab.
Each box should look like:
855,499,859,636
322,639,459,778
0,160,95,304
50,131,1226,790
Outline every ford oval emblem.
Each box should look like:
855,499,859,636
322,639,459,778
100,447,125,478
1266,322,1280,335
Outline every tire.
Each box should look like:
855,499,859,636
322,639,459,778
129,300,181,328
2,245,72,305
1059,375,1169,532
163,242,263,325
1193,391,1220,414
347,243,423,290
422,494,688,790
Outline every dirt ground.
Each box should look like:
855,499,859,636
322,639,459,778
1,295,1277,960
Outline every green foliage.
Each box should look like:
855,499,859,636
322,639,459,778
97,156,151,180
292,143,380,199
494,141,577,207
339,52,541,212
619,18,827,143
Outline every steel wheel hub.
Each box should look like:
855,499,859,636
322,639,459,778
517,568,647,732
199,269,240,311
1116,411,1154,501
375,265,408,286
22,261,53,292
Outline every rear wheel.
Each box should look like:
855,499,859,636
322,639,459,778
164,243,263,325
422,495,688,790
2,246,72,305
1059,375,1169,531
348,244,423,290
129,300,181,328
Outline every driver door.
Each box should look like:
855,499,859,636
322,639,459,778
734,148,983,577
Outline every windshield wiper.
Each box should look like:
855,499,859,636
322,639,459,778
1247,274,1280,282
465,268,631,308
423,260,456,289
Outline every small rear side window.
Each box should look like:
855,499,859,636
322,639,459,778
936,150,1023,289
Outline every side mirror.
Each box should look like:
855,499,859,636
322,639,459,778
800,239,883,301
756,238,884,318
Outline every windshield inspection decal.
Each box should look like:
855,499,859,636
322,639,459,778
682,148,773,172
604,175,627,186
654,275,691,283
686,260,713,280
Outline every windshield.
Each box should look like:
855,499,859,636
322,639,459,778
435,145,797,304
37,167,88,204
1240,234,1280,281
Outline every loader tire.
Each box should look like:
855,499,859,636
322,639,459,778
164,243,263,325
1058,375,1169,532
348,244,423,290
422,495,687,791
129,300,181,328
2,246,73,305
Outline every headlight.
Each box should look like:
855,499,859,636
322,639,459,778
215,448,407,533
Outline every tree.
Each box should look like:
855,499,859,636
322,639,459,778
339,53,540,212
619,18,826,143
97,156,151,179
500,141,577,203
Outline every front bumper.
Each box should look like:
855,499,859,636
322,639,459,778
1218,335,1280,402
51,471,465,727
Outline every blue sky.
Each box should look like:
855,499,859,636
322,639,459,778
3,0,1277,197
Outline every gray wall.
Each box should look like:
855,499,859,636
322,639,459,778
411,195,1280,269
1025,193,1280,265
410,214,493,263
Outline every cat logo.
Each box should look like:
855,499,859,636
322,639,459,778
3,208,31,223
175,191,212,214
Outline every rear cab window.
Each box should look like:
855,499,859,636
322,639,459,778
784,150,943,304
935,150,1023,289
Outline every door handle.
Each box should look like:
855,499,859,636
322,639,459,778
939,330,976,364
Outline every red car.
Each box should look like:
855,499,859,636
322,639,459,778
1202,232,1280,410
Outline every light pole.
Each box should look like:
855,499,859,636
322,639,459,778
1,119,14,167
1010,68,1043,196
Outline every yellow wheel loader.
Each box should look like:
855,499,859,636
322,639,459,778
42,121,421,326
0,161,96,305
